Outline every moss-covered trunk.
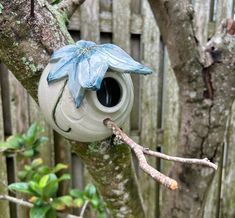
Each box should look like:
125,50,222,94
0,0,146,217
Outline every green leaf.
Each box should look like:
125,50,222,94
74,198,84,208
51,199,66,211
24,123,40,145
43,174,59,198
31,172,42,182
84,184,96,198
0,135,24,152
90,196,99,208
58,174,71,182
70,189,83,198
45,208,57,218
17,170,28,181
52,163,68,173
31,158,43,168
23,149,35,157
28,196,43,206
38,166,50,175
8,182,31,194
58,195,73,207
39,175,50,189
24,165,31,171
32,137,48,149
30,205,51,218
28,181,42,196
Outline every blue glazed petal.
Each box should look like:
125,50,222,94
76,40,96,48
51,45,78,61
78,50,109,90
67,63,86,108
47,40,153,108
98,44,152,74
47,56,78,84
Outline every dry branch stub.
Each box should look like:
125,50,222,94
103,118,217,190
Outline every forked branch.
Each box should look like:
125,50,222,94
103,118,217,190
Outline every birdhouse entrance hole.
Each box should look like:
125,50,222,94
96,77,121,107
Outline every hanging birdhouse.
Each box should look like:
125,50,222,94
38,40,152,142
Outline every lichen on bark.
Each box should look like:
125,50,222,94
0,0,146,217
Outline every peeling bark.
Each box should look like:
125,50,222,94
0,1,146,217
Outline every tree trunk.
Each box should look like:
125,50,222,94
0,1,146,217
149,0,235,217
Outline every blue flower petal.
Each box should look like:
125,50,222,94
76,40,96,48
51,45,78,61
77,51,109,90
47,40,153,108
47,55,78,83
99,44,152,74
67,63,86,108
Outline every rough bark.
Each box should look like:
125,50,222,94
0,1,145,217
148,0,235,217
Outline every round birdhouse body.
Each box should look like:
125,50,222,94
38,62,134,142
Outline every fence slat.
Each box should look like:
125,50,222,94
28,98,55,168
0,64,11,218
8,72,30,218
219,101,235,218
113,0,131,134
113,0,131,53
80,0,100,42
139,1,160,217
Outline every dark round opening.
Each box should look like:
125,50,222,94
96,77,121,107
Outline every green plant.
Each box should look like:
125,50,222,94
9,159,105,218
0,123,47,157
0,123,106,218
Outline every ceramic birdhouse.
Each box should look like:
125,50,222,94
38,40,152,142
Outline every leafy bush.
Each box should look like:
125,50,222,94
0,123,106,218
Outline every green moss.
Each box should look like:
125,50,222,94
88,142,101,153
46,4,74,44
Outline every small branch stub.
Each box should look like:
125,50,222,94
103,118,217,190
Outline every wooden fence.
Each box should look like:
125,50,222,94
0,0,235,217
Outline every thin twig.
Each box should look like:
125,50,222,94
79,200,89,217
57,0,86,19
0,195,32,208
143,150,217,170
0,195,81,218
103,118,217,190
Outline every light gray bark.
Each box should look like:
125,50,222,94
148,0,235,217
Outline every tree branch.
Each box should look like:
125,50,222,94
57,0,86,19
103,118,217,190
143,149,217,170
0,195,81,218
0,1,146,217
79,200,88,217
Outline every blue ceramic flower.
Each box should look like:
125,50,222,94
47,40,152,107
